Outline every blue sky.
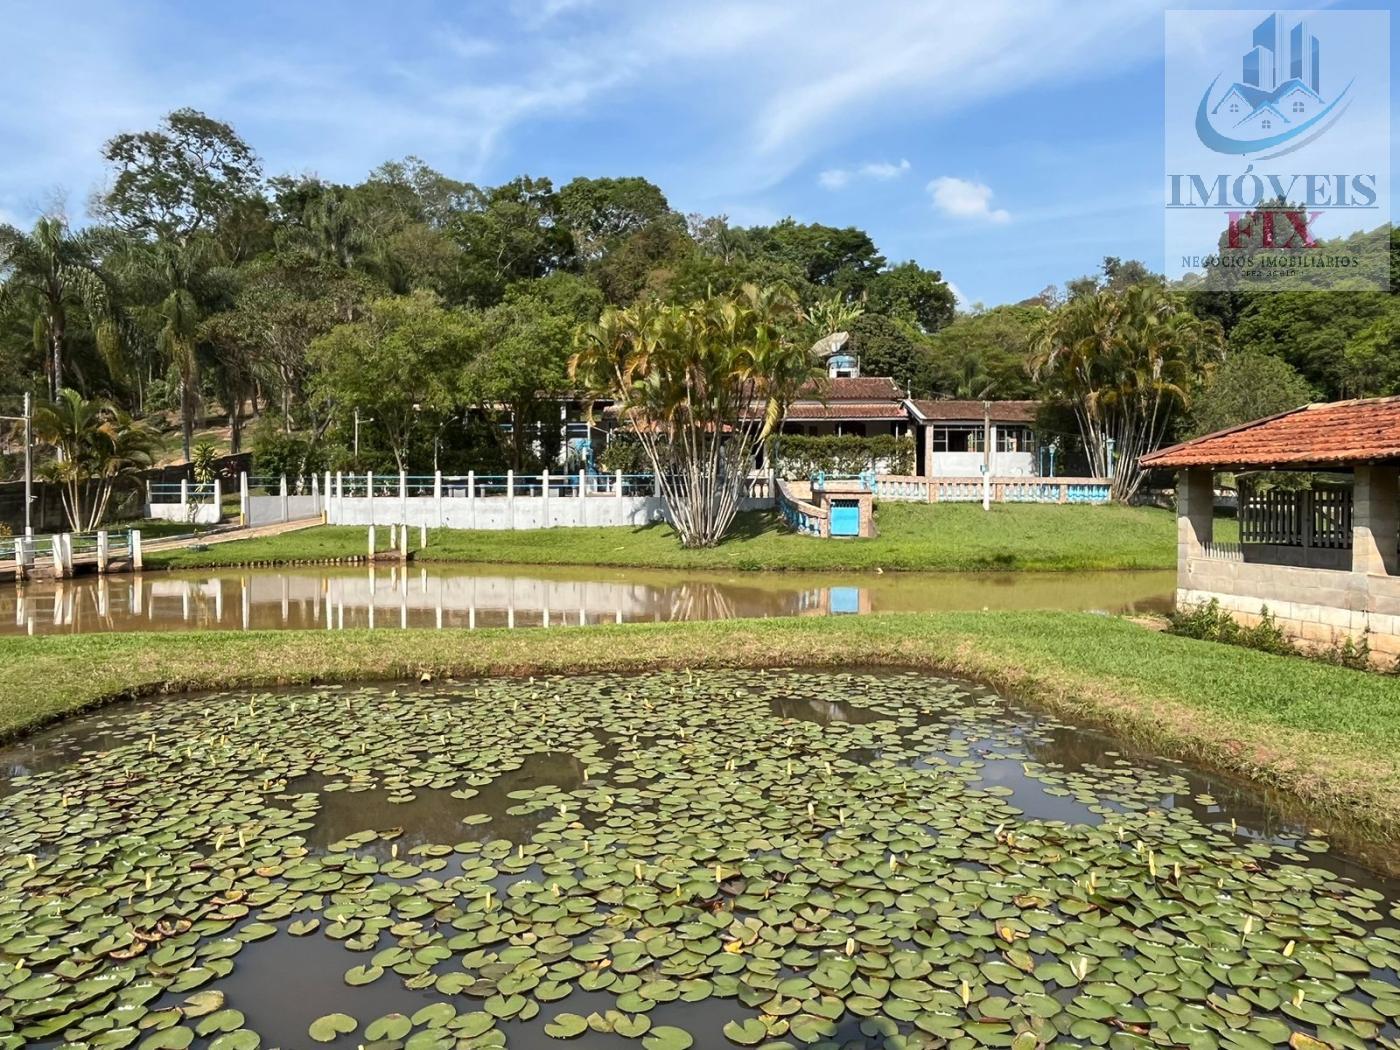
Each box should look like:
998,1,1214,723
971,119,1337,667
0,1,1394,306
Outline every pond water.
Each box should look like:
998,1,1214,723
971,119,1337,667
1,670,1397,1050
0,564,1175,636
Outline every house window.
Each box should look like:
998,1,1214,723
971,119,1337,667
1229,103,1239,113
1261,118,1272,129
996,426,1033,453
1292,100,1305,113
932,426,984,453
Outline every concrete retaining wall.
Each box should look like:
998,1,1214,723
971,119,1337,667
1181,553,1400,661
328,494,667,530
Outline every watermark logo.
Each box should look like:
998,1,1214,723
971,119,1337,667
1164,10,1389,292
1194,13,1350,159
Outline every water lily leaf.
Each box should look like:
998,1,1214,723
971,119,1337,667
643,1026,694,1050
722,1018,768,1045
544,1013,588,1038
308,1013,357,1043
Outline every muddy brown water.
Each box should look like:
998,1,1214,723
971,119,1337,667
5,673,1396,1050
0,563,1175,635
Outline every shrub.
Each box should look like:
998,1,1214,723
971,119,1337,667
249,419,329,480
1168,599,1296,657
774,434,915,479
1317,633,1372,671
599,433,650,475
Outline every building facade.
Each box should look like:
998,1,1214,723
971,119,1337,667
1142,397,1400,663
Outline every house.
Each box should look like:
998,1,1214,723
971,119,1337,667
1141,396,1400,664
906,400,1040,478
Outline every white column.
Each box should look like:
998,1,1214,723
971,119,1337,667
335,471,344,524
434,470,443,528
240,472,249,525
129,530,142,571
368,525,377,560
542,469,551,527
367,470,375,525
96,531,109,574
212,478,223,523
180,477,190,519
507,470,515,531
279,475,289,522
399,471,408,528
579,470,588,526
615,469,623,498
468,470,476,529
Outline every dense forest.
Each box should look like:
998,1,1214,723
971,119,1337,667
0,107,1395,484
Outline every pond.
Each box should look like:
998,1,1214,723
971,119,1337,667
0,565,1175,636
1,670,1397,1050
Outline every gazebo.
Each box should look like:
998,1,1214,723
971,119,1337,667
1141,396,1400,663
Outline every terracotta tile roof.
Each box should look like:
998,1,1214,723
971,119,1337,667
800,376,904,401
1140,396,1400,470
784,401,910,421
908,399,1040,424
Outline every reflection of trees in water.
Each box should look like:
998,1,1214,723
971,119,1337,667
665,583,738,623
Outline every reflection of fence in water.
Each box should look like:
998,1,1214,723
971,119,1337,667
0,567,875,635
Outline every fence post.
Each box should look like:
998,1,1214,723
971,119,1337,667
180,478,190,521
419,523,427,548
434,470,443,528
367,471,375,525
368,525,376,560
467,470,476,529
506,470,515,530
129,530,142,571
653,472,660,498
335,471,343,524
541,469,551,527
399,471,408,528
145,478,153,516
97,531,109,574
400,520,409,561
279,475,289,522
16,536,34,582
615,469,623,499
240,472,249,526
212,478,223,524
54,534,71,578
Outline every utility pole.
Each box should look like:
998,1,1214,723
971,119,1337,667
22,392,31,537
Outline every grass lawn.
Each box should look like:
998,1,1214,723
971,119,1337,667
0,612,1394,864
146,503,1230,572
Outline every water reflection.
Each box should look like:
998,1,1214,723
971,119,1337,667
0,563,1175,636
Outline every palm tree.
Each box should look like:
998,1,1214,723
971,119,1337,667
0,216,123,399
571,284,835,548
1030,284,1222,501
33,389,159,531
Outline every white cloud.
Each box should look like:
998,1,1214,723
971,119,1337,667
927,176,1011,224
818,158,910,190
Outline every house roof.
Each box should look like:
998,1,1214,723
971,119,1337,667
799,376,904,401
1140,396,1400,470
907,399,1040,424
784,401,910,421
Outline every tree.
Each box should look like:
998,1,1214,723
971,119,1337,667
0,216,123,399
449,177,575,306
33,389,159,531
308,292,472,472
98,108,262,244
1190,351,1315,436
745,219,885,293
557,177,670,261
923,305,1044,400
1340,298,1400,399
570,284,838,548
847,314,925,392
864,262,956,332
461,274,604,469
1228,290,1394,400
1030,284,1224,501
